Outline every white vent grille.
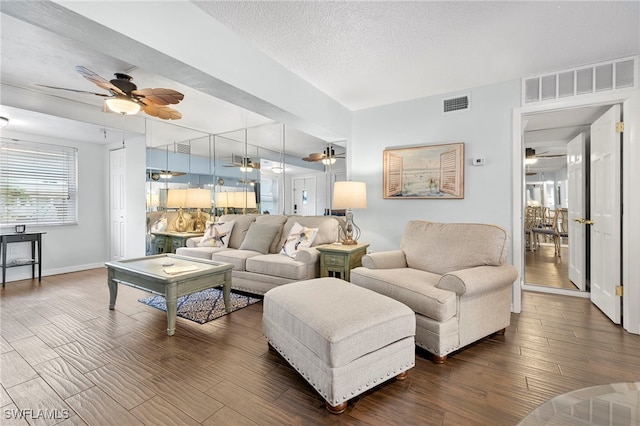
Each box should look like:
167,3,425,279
443,95,470,113
522,56,638,106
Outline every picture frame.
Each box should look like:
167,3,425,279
383,142,464,199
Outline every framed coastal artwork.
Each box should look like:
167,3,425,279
383,142,464,199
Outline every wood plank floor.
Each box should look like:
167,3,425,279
525,243,577,290
1,269,639,425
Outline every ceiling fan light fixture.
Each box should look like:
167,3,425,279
105,96,140,115
271,166,283,174
321,157,337,165
239,166,253,173
159,172,173,179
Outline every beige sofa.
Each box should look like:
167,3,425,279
350,220,518,363
176,214,343,295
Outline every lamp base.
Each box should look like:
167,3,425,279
341,237,357,245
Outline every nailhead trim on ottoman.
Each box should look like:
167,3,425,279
263,277,416,413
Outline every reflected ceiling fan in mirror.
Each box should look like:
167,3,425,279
526,147,567,161
302,147,345,165
38,66,184,120
148,169,186,180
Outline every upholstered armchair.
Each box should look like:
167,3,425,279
350,220,518,363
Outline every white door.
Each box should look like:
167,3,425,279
567,133,586,291
590,104,621,324
292,177,316,216
110,148,126,261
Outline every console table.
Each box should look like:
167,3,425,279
317,242,369,282
151,231,204,254
1,232,45,287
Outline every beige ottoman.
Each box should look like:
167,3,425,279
262,277,415,414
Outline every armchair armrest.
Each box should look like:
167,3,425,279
296,247,319,265
361,250,407,269
437,264,518,296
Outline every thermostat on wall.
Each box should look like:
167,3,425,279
472,158,485,166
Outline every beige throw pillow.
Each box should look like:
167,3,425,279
239,223,282,254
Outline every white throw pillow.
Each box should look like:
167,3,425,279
150,217,167,232
280,222,318,258
198,221,235,248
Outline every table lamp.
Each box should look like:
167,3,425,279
166,188,188,232
332,181,367,245
186,188,211,232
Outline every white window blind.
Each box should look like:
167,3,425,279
0,139,78,226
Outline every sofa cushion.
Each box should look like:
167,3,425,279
280,222,318,258
219,214,257,249
350,267,457,322
400,221,509,275
239,222,282,254
246,254,313,280
175,246,229,260
211,250,261,272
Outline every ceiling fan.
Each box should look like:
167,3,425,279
38,66,184,120
302,147,345,164
526,148,566,159
224,155,260,171
147,169,186,180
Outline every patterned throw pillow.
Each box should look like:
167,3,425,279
198,221,235,248
150,217,167,232
280,222,318,258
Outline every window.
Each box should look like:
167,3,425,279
0,139,78,226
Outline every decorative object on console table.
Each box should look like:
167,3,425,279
14,225,25,233
383,142,464,199
1,232,45,287
317,242,369,282
332,181,367,245
166,188,189,232
186,188,211,233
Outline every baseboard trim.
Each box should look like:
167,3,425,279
2,263,105,284
523,284,590,298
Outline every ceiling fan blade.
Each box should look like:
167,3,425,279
141,104,182,120
303,153,325,162
75,65,126,96
37,84,110,97
133,88,184,106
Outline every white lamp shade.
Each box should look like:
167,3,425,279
105,96,141,115
230,191,257,209
185,188,211,209
333,181,367,209
214,191,230,208
166,188,187,208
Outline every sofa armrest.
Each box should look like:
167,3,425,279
361,250,407,269
296,247,319,265
185,237,201,248
437,264,518,296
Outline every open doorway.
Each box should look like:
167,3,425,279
521,104,612,293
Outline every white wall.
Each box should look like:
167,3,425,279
1,130,108,282
352,80,521,253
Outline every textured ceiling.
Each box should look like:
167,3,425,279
195,1,640,110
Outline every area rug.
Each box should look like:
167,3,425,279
138,288,261,324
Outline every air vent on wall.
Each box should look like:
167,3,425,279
175,142,190,154
523,56,637,106
443,94,470,114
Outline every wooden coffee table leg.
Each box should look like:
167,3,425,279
165,283,177,336
326,401,347,415
223,270,232,313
